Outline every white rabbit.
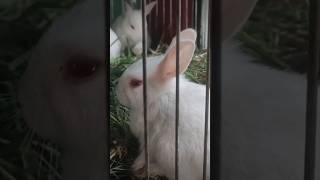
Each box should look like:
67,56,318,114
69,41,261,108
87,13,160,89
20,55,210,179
116,28,210,180
110,28,121,61
18,0,107,180
112,1,157,57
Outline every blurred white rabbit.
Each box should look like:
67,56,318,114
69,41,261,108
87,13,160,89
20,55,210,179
116,0,320,180
18,0,107,180
116,28,210,180
219,1,320,179
112,1,157,57
110,28,121,60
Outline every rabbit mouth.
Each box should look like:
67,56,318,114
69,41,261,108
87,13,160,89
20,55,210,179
116,85,130,107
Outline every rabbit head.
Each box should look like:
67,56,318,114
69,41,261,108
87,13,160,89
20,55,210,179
116,28,196,109
120,1,156,46
18,0,107,179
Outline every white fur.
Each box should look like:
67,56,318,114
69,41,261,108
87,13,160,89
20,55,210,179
116,29,210,180
112,1,156,56
110,28,121,60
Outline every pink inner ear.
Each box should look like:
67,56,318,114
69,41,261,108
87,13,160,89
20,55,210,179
146,1,157,15
156,41,195,82
157,51,177,81
130,79,142,88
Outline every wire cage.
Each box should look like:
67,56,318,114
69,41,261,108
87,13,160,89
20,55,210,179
110,0,320,180
0,0,319,179
110,0,211,179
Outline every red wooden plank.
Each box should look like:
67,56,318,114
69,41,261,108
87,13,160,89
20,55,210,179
147,0,194,46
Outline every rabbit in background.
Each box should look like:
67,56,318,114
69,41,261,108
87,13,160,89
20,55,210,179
18,0,107,179
116,0,320,180
112,1,157,57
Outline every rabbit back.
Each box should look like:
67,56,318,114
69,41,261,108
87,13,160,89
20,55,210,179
129,76,210,180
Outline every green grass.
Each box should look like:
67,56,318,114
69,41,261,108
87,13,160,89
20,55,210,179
237,0,309,73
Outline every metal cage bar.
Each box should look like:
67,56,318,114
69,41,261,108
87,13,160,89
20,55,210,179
175,0,181,179
211,0,222,179
202,0,211,178
195,0,201,47
141,0,149,179
110,0,114,22
106,0,110,178
304,0,320,179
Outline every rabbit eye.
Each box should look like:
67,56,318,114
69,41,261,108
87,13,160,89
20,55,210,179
130,79,142,88
130,25,135,30
64,55,101,80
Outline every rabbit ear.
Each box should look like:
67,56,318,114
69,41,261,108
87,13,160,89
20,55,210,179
222,0,258,41
155,39,195,82
180,28,197,42
145,1,157,15
124,1,133,14
168,28,197,50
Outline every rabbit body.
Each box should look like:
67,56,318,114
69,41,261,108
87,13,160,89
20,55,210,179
112,15,148,55
110,28,121,60
118,56,210,180
111,2,156,56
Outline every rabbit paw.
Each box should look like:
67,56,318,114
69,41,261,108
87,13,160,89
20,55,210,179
132,43,143,56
